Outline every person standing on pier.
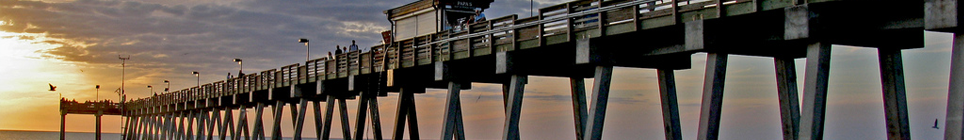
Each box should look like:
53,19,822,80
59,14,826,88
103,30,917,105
473,8,486,23
349,40,359,51
335,45,343,55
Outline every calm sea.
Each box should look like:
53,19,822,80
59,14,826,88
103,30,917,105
0,130,361,140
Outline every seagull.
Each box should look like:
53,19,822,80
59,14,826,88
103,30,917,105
934,119,940,129
48,83,57,91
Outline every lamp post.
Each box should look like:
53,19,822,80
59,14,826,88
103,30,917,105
118,55,129,99
234,58,243,75
164,80,170,93
299,38,309,61
147,85,153,95
95,85,100,101
193,71,200,87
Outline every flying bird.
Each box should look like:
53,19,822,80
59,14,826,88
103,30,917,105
934,119,940,129
79,69,84,72
48,83,59,91
48,83,57,91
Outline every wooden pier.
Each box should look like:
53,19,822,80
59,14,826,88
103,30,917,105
58,0,964,139
59,99,124,140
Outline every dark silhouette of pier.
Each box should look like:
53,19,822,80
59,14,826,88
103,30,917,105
58,0,964,139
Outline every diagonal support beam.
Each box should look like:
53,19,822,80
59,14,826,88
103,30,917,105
878,48,911,139
800,42,832,140
253,103,266,140
369,96,385,140
354,93,371,140
197,111,207,140
294,99,309,140
503,75,527,140
406,91,421,140
570,78,588,140
338,99,353,140
583,66,613,140
697,53,728,140
235,105,250,140
313,101,324,140
221,108,235,140
271,101,285,140
947,33,964,140
392,87,420,140
775,57,801,140
657,69,683,140
187,112,195,140
441,82,466,140
322,96,337,140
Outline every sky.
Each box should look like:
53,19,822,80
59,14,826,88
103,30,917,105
0,0,955,139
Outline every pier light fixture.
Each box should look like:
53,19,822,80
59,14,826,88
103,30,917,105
95,85,100,101
234,58,243,75
193,71,200,88
299,38,309,61
163,80,170,92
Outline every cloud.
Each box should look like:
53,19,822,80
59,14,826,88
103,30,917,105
0,0,428,93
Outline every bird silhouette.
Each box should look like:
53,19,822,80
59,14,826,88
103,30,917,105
934,119,940,129
48,83,57,91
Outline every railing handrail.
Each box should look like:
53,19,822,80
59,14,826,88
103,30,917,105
415,0,659,48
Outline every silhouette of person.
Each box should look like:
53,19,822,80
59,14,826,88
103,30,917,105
349,40,359,51
335,45,343,54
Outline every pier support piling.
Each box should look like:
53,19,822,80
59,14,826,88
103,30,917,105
354,92,372,140
947,33,964,140
369,96,385,140
570,78,588,140
313,101,324,140
657,69,683,140
322,96,337,140
800,42,832,140
441,82,466,140
338,99,353,140
878,48,911,139
96,111,103,140
220,108,235,140
392,87,421,140
294,99,308,140
775,57,801,140
583,66,613,140
697,53,728,140
271,101,285,140
60,111,66,140
253,103,266,140
503,75,528,140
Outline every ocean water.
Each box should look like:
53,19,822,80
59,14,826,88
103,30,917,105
0,130,360,140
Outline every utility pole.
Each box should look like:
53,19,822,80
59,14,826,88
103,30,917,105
119,55,130,98
118,55,129,140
